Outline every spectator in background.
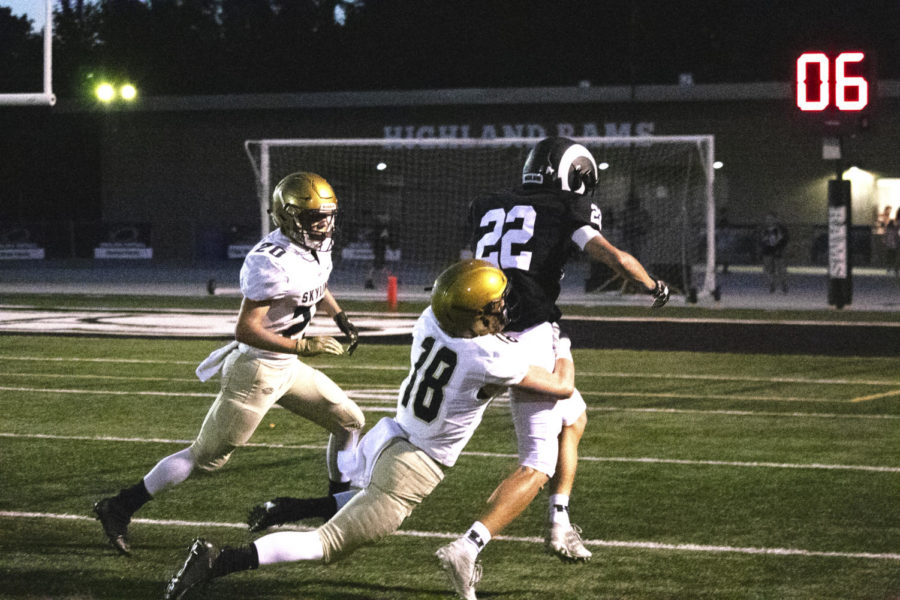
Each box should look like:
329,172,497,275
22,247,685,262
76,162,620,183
873,205,893,268
884,207,899,277
758,212,789,293
365,213,397,289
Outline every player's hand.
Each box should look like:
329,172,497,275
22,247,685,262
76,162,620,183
648,279,670,309
295,336,345,357
333,311,360,356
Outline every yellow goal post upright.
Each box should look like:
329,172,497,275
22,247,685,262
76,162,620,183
244,135,717,299
0,0,56,107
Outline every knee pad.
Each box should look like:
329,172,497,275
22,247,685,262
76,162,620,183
313,370,365,431
188,442,234,472
317,487,406,563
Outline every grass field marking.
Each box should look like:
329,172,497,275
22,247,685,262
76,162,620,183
3,385,897,420
4,432,898,473
1,355,198,365
0,375,879,406
4,356,900,386
851,389,900,403
0,355,410,370
586,406,900,420
2,510,899,562
578,371,900,386
581,390,842,403
1,371,200,383
0,385,213,398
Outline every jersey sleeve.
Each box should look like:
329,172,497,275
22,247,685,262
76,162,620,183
569,195,603,249
240,251,291,301
478,337,530,387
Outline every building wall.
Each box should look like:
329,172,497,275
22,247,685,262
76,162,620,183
44,83,900,262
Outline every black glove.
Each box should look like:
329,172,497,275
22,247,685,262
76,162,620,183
649,279,670,309
333,311,359,356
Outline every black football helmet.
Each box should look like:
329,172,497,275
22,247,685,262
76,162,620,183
522,136,599,194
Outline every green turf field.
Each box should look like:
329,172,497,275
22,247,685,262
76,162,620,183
1,312,899,599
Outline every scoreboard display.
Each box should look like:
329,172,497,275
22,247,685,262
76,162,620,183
794,51,875,132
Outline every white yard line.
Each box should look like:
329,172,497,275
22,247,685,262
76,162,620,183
3,356,900,386
1,385,897,420
3,385,898,427
2,431,897,473
1,510,897,561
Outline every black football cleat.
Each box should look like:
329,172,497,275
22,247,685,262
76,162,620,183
93,498,131,555
164,538,220,600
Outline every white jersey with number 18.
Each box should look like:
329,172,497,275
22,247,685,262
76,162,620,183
394,307,529,468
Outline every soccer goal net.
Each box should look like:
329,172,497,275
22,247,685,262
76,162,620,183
244,136,716,298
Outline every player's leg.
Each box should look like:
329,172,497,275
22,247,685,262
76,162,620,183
763,255,776,292
278,362,365,494
776,256,788,292
165,439,443,599
95,351,283,555
437,323,556,559
545,396,592,562
436,396,555,600
246,490,358,532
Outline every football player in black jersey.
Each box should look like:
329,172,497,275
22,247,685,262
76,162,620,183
438,137,669,582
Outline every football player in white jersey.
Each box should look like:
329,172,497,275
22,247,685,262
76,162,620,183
162,259,575,600
93,172,365,556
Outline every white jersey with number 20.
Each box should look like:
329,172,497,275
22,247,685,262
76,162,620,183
239,229,332,362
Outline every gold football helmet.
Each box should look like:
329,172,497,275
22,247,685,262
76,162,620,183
270,172,338,251
431,259,509,337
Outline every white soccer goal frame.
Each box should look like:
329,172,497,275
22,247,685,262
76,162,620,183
244,135,717,297
0,0,56,106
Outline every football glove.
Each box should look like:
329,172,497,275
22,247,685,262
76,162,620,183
295,336,344,357
649,279,670,309
333,311,360,356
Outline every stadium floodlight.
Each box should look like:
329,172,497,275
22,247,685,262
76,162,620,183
95,83,116,103
120,84,137,101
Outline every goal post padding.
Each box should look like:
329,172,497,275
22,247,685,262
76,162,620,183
244,136,716,297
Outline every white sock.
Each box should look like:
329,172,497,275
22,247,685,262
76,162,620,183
549,493,571,527
254,531,324,564
143,448,195,496
461,521,491,556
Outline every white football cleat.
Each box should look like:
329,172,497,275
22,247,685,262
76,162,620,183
545,523,592,563
435,538,482,600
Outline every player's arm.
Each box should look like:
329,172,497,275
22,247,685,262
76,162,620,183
235,297,343,356
514,357,575,399
583,234,670,308
234,297,298,354
316,287,342,318
584,234,655,290
317,287,360,355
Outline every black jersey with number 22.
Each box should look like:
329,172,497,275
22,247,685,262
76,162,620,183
469,186,601,332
